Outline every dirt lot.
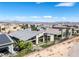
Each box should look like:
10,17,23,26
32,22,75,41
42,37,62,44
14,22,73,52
24,36,79,57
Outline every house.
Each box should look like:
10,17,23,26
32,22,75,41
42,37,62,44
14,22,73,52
9,28,66,45
9,24,77,46
44,28,61,42
52,25,73,39
0,33,16,55
9,29,45,45
63,24,79,36
72,25,79,35
0,23,22,34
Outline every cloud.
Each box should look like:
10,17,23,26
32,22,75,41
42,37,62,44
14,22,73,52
30,16,53,19
43,16,53,19
0,16,60,22
15,16,54,22
15,16,27,19
55,2,76,7
62,17,66,20
30,16,41,18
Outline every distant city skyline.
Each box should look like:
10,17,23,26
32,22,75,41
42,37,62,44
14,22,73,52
0,2,79,22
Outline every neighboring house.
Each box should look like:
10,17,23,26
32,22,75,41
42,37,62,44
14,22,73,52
9,24,79,47
0,23,22,34
72,25,79,35
9,28,66,46
0,33,16,55
52,25,73,39
9,29,45,45
74,28,79,35
9,28,68,45
63,24,79,36
45,28,61,42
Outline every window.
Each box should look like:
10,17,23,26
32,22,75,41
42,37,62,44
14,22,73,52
63,32,66,37
77,30,79,33
32,40,36,45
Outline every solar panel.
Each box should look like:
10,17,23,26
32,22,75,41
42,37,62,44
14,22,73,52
0,34,12,47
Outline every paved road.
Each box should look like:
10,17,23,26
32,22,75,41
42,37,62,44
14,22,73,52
68,43,79,57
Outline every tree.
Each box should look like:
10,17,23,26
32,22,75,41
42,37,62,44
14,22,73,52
21,24,28,30
31,25,38,31
41,27,46,30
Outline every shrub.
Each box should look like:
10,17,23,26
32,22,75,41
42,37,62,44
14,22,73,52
17,40,27,50
15,41,33,57
26,41,33,50
41,42,55,48
16,49,27,57
16,48,33,57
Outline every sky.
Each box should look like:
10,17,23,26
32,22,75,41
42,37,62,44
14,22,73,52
0,2,79,22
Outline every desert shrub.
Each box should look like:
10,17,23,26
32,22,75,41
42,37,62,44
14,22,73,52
17,40,27,50
15,41,33,57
